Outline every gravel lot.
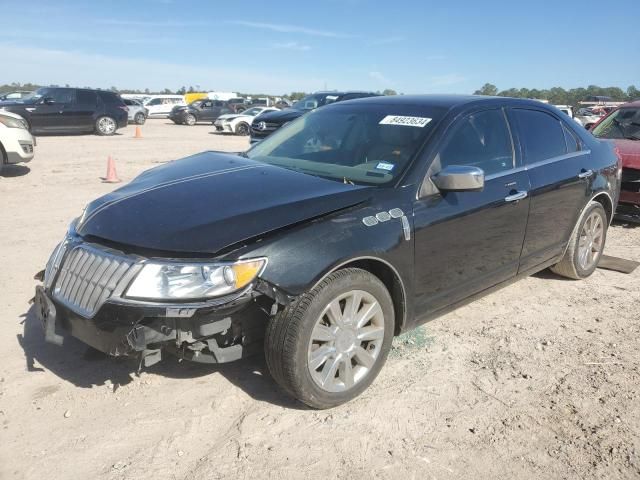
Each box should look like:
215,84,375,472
1,120,639,480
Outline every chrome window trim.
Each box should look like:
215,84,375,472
484,149,591,181
501,108,517,170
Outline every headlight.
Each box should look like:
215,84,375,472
222,117,236,123
0,115,28,129
125,258,267,300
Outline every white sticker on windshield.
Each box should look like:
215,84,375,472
376,162,395,171
379,115,432,127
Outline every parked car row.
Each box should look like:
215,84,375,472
0,109,35,174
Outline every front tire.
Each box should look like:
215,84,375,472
551,201,607,279
235,122,249,136
134,112,146,125
95,116,117,136
184,114,196,126
265,268,394,409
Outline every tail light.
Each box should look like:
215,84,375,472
118,105,129,112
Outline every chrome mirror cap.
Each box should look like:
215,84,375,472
432,165,485,192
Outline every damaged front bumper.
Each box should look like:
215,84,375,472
34,283,272,367
34,234,287,367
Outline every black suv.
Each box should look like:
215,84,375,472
250,91,378,143
168,99,233,126
227,97,249,113
35,95,620,409
1,87,128,135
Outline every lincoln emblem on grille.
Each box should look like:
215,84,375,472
256,121,266,131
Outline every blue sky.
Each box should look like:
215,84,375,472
1,0,638,94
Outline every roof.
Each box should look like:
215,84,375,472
621,100,640,108
339,94,548,110
312,90,377,95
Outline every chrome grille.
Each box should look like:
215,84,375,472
52,244,136,317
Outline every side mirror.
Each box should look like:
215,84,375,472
432,165,485,192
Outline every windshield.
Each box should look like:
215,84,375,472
292,93,340,111
246,103,444,185
243,107,262,116
592,107,640,140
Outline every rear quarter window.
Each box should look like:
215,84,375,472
97,91,124,106
512,109,567,164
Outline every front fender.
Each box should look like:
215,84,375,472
224,195,416,313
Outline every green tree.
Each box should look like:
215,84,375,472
382,89,397,96
473,83,498,96
287,91,307,101
627,85,640,101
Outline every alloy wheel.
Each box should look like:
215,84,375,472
577,211,604,270
307,290,385,393
98,117,116,135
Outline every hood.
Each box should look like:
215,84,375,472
77,152,372,254
0,109,27,121
217,113,242,121
255,108,304,124
609,139,640,169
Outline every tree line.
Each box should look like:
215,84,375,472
474,83,640,106
2,81,637,105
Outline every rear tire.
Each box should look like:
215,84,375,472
95,116,117,136
134,112,146,125
550,201,607,279
265,268,394,409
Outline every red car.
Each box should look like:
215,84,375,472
591,100,640,222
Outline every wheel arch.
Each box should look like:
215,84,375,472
235,121,250,133
312,256,407,336
592,191,613,224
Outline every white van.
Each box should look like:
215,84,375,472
143,95,186,118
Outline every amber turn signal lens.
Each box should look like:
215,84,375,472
231,260,266,289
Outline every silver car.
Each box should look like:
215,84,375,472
123,98,148,125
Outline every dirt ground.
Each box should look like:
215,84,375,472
1,120,639,480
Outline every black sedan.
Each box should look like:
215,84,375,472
169,99,232,126
35,95,620,408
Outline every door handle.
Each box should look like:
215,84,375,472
578,169,594,179
505,191,528,202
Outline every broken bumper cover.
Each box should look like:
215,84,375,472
616,168,640,222
34,285,270,365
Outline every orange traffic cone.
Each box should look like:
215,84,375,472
101,156,121,183
134,126,142,139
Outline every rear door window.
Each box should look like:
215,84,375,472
77,90,97,105
512,109,567,164
437,109,514,176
